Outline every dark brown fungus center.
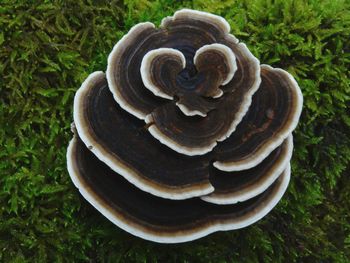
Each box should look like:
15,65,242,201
141,43,237,118
175,46,199,90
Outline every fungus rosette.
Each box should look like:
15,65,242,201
67,9,303,243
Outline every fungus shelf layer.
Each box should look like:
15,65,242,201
68,137,291,244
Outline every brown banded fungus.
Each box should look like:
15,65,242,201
67,9,303,243
67,136,291,244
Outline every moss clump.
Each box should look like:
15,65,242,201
1,0,349,262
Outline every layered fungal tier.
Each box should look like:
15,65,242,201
67,9,303,243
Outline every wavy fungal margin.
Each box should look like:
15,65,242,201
202,135,293,205
106,9,261,156
67,137,291,244
213,65,303,171
73,71,215,200
161,9,231,34
67,8,303,243
72,70,298,202
106,22,156,120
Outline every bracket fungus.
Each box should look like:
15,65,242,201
67,9,303,243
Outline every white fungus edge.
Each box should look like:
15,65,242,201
161,9,231,34
214,64,303,171
106,22,156,120
202,135,293,205
146,114,216,156
141,48,185,100
193,43,237,85
67,137,291,244
74,71,214,200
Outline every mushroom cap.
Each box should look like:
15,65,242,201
67,136,291,243
141,44,238,114
73,71,299,201
213,65,303,171
202,135,293,204
106,9,261,156
73,71,213,200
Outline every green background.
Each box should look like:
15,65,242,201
1,0,349,261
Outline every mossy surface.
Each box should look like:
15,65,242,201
1,0,349,262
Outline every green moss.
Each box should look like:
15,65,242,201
1,0,349,262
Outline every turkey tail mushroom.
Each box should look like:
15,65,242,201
67,9,303,243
